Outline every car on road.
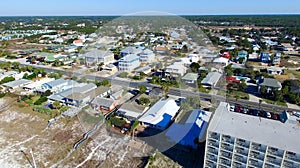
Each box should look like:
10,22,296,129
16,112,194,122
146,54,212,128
249,109,259,116
230,105,235,112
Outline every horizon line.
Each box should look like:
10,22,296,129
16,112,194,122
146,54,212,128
0,13,300,17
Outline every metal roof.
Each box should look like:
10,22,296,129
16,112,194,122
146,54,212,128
201,72,222,86
2,79,32,88
182,73,199,81
208,102,300,154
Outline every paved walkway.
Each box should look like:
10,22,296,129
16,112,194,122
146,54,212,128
286,102,300,110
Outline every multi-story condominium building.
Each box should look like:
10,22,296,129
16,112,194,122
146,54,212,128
118,54,140,72
139,49,155,63
204,102,300,168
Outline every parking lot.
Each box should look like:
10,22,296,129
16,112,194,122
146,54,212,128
229,104,280,121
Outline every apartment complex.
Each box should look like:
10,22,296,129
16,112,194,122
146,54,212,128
204,102,300,168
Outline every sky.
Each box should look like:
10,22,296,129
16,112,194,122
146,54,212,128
1,0,300,16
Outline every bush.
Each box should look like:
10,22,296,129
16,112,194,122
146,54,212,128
34,96,48,105
110,117,126,128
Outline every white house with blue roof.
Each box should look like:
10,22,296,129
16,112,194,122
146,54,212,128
138,99,180,130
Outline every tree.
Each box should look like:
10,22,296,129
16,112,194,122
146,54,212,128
190,62,200,73
43,90,52,97
139,85,147,94
161,83,170,98
260,85,267,97
139,97,150,106
52,101,61,109
239,80,247,92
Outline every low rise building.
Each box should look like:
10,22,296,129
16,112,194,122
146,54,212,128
139,99,180,130
118,54,140,72
258,77,282,93
201,72,222,88
182,73,199,84
84,50,115,66
2,79,32,91
139,49,155,63
165,62,187,77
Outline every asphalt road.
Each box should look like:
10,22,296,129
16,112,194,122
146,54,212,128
2,60,300,113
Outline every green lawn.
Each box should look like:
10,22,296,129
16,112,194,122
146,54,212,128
262,98,287,107
226,91,250,100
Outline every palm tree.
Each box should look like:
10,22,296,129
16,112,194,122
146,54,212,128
161,84,170,98
259,99,262,111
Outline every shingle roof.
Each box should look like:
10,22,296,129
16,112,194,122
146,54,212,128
201,72,222,86
260,78,282,88
2,79,32,88
92,97,115,107
182,73,199,81
84,50,113,58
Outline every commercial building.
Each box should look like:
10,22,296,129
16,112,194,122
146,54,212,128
204,102,300,168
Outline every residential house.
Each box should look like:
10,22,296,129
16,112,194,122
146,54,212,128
189,54,200,63
272,52,281,65
91,97,118,113
221,52,230,59
73,39,84,47
267,67,283,75
84,50,115,66
120,47,142,57
236,51,248,64
213,57,229,66
118,54,141,72
2,79,32,91
182,73,199,84
139,99,180,130
201,72,222,88
165,62,187,77
116,102,148,121
155,46,169,54
23,78,55,91
139,49,155,63
260,52,270,63
258,77,282,93
41,78,77,93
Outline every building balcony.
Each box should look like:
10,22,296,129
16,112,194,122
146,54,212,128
251,143,267,153
264,163,280,168
205,160,217,168
221,135,234,144
235,139,250,148
221,143,233,152
209,132,220,141
283,160,299,168
249,151,265,161
266,155,282,166
285,152,300,163
233,155,247,164
208,147,218,155
207,153,218,162
232,161,246,168
208,140,219,148
235,147,249,156
248,159,263,168
220,150,232,160
268,147,284,158
219,158,231,167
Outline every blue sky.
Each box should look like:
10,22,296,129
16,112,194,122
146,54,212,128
1,0,300,16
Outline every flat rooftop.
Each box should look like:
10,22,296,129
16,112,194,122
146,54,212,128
209,102,300,154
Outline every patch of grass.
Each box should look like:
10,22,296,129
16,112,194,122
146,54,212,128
262,98,287,107
227,91,249,100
